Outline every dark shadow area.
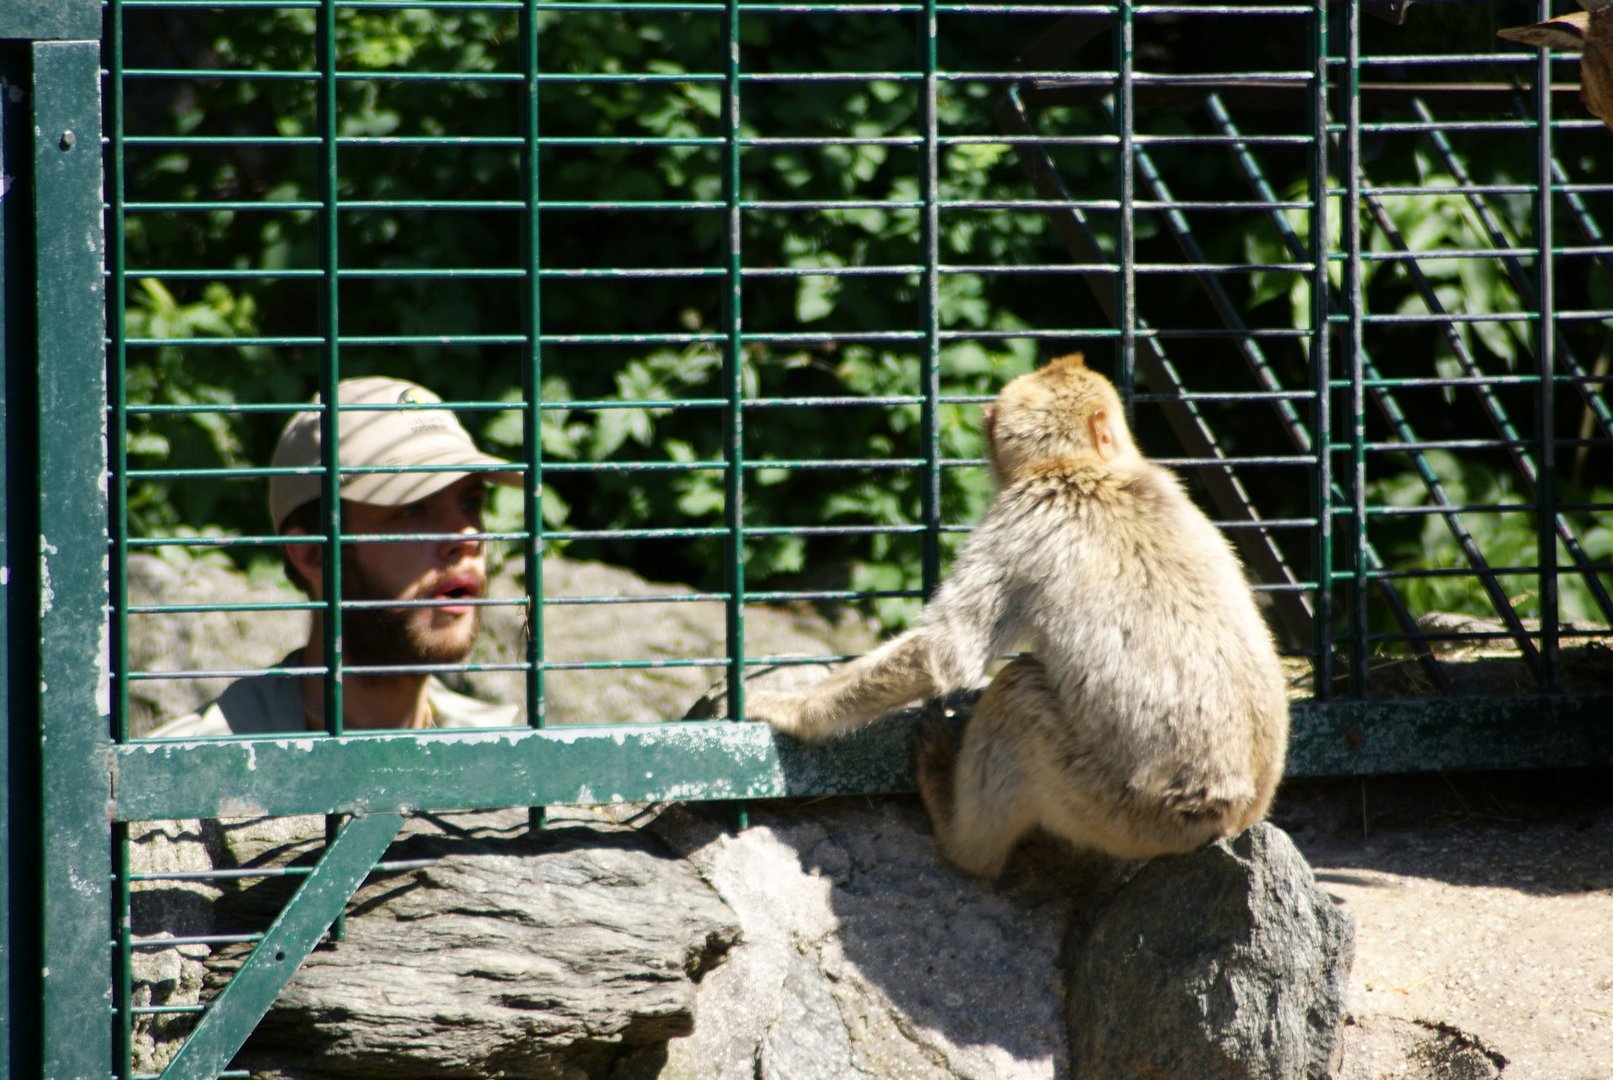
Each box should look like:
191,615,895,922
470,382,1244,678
1274,767,1613,897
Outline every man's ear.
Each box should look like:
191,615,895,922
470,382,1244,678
282,527,324,596
1089,408,1117,461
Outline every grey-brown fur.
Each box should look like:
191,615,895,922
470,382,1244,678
746,354,1290,878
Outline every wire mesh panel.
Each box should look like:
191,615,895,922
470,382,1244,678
94,0,1613,1073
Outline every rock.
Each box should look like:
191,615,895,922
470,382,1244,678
132,799,1357,1080
125,551,874,734
459,556,873,728
126,819,225,1076
650,798,1123,1080
128,811,740,1077
124,554,309,735
1065,822,1355,1080
198,810,741,1079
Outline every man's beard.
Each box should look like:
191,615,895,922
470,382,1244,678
338,549,479,669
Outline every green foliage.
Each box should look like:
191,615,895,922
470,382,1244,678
118,5,1612,637
1368,452,1613,626
119,5,1050,627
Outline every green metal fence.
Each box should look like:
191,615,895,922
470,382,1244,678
2,0,1610,1074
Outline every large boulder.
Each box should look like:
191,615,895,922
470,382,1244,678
131,802,1354,1079
135,810,739,1079
1066,822,1355,1080
648,798,1109,1080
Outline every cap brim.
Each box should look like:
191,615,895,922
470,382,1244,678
340,451,522,509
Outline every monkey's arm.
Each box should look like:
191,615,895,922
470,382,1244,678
747,514,1021,741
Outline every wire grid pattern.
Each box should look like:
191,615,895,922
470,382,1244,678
103,2,1611,1073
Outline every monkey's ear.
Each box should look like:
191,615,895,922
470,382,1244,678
1089,408,1117,461
981,403,998,449
1050,352,1087,371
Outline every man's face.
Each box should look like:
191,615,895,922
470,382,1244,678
338,476,490,669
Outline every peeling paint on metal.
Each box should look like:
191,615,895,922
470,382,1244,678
95,618,111,718
217,797,268,818
39,536,57,612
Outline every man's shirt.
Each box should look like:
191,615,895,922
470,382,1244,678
147,652,519,737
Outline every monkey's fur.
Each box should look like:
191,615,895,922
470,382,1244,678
746,354,1289,879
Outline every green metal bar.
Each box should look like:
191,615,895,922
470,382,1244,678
33,38,112,1080
114,822,134,1076
316,0,344,739
0,0,98,40
110,694,1613,825
1343,0,1368,695
722,0,747,725
314,0,348,943
918,0,942,599
1116,1,1137,405
1308,3,1334,698
157,812,404,1080
519,0,544,729
1533,28,1559,690
722,0,750,832
520,0,548,832
109,0,130,748
0,39,23,1079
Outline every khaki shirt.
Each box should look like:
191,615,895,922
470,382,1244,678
148,652,519,737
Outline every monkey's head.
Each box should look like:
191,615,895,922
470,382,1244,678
983,353,1139,484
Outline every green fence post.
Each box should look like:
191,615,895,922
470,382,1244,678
32,34,111,1080
2,9,102,1075
0,40,26,1080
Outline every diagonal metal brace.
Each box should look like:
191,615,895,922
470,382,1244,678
160,812,404,1080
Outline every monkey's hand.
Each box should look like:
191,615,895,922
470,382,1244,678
743,689,818,739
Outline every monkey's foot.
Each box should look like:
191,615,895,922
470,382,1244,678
913,698,959,827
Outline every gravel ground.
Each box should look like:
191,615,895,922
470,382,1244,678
1273,770,1613,1080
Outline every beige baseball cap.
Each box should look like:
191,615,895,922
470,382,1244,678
268,376,521,530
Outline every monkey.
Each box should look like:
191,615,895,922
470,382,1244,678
744,353,1290,879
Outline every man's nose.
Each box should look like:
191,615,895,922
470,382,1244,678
439,506,482,557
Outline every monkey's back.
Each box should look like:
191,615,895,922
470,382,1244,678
1005,460,1289,822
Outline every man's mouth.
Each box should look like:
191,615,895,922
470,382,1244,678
427,574,483,616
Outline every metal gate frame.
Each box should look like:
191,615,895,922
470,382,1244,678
3,4,111,1077
4,2,1612,1076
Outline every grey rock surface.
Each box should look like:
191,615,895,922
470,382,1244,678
1066,821,1355,1080
198,810,738,1079
650,798,1125,1080
131,800,1359,1080
125,550,873,734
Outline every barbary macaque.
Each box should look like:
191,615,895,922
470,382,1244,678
1499,0,1613,134
746,354,1290,878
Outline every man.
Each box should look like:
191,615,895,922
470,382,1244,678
151,377,523,736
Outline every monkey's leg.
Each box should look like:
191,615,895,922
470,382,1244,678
915,658,1046,879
